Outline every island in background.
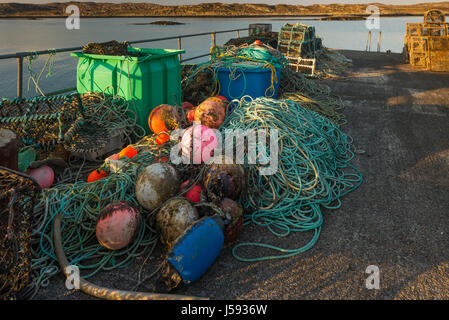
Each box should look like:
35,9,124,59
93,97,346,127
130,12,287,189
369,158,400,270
0,2,448,19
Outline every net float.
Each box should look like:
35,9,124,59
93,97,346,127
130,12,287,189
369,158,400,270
96,201,142,250
205,96,228,110
203,157,245,203
155,132,170,145
87,169,107,183
148,104,181,135
179,180,203,203
119,145,138,159
194,100,225,129
135,163,179,211
182,101,195,111
165,216,224,286
27,165,54,189
181,124,218,164
186,109,195,123
220,198,244,243
155,198,199,248
253,40,263,46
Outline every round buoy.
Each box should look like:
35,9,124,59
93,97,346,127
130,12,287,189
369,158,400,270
87,169,108,183
203,157,245,203
181,125,218,163
253,40,263,46
186,109,195,123
28,165,54,189
135,163,179,211
179,180,203,203
148,104,181,135
182,101,195,111
156,198,199,248
96,201,141,250
205,96,228,110
119,146,138,159
220,198,244,243
194,100,226,129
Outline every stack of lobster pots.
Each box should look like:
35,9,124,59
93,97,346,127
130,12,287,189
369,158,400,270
277,23,322,74
404,9,449,71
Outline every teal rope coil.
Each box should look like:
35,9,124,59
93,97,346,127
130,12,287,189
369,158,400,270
220,97,363,262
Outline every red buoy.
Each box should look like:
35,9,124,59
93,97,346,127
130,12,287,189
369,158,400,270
220,198,244,243
96,201,142,250
179,180,203,203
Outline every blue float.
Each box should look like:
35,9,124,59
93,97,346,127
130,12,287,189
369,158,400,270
167,216,224,285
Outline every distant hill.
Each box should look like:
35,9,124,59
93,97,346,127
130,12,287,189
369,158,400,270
1,2,449,18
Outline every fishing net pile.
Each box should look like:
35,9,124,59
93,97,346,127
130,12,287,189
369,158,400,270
82,40,140,57
220,97,362,261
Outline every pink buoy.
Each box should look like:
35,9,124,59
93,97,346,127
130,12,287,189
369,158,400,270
27,165,54,189
96,201,142,250
181,125,218,164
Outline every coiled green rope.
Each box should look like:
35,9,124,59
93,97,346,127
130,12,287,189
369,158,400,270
221,97,362,262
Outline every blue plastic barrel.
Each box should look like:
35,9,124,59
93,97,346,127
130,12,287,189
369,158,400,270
216,64,281,101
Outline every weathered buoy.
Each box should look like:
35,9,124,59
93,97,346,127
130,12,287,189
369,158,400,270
182,101,195,111
148,104,181,135
205,96,228,110
220,198,244,243
179,180,203,203
194,100,226,129
87,169,108,183
156,198,199,248
167,216,224,286
119,145,138,159
203,158,245,203
96,201,142,250
27,165,54,189
181,125,218,163
135,163,179,211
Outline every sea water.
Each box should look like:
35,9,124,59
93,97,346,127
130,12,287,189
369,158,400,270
0,16,423,98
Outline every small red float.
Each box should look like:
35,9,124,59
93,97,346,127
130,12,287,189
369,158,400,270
87,169,108,183
179,180,203,203
119,145,138,159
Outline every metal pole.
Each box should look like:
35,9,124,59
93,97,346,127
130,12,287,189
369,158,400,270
177,37,182,62
17,57,23,99
237,30,240,39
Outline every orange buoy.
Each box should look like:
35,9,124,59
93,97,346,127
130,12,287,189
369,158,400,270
194,100,226,129
253,40,263,46
148,104,181,135
119,145,138,159
88,169,108,183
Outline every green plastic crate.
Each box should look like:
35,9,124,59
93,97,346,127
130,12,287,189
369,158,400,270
71,47,185,134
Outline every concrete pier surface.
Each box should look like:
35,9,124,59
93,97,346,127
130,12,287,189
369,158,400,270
37,50,449,300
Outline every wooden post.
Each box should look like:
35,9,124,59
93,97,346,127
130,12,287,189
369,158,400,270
237,30,240,39
177,37,182,62
0,129,18,171
212,33,216,47
17,57,23,99
377,31,382,52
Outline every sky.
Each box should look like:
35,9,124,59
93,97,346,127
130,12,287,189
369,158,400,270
3,1,447,6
